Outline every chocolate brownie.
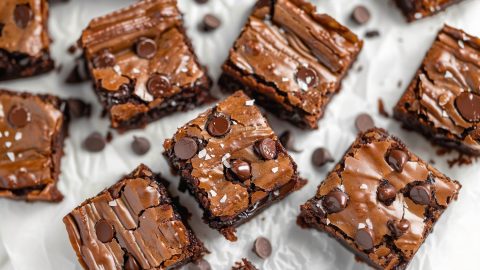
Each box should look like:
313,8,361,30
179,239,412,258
63,164,206,269
395,0,464,22
219,0,363,129
0,0,54,80
299,128,461,270
163,91,306,241
80,0,213,132
394,25,480,156
232,258,258,270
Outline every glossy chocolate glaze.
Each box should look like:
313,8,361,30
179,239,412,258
395,0,464,22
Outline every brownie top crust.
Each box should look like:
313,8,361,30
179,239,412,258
164,91,298,218
395,0,463,21
226,0,362,117
0,0,50,56
0,89,64,196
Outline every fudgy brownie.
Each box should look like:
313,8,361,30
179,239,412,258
299,128,461,270
0,0,54,80
0,89,76,202
219,0,363,129
63,164,206,269
163,91,306,241
394,25,480,156
80,0,213,132
395,0,464,22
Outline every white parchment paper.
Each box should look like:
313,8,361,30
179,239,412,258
1,0,480,269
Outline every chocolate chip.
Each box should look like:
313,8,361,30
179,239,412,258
147,74,170,97
174,137,198,160
200,14,221,32
365,30,380,38
66,58,90,83
355,228,374,250
253,236,272,259
83,132,106,152
387,149,409,172
322,190,348,213
409,184,431,205
67,44,78,55
93,50,116,68
455,92,480,122
377,181,396,205
194,0,209,4
355,113,375,132
8,106,30,128
255,138,277,160
312,147,334,167
296,66,318,90
230,160,251,181
279,130,302,153
67,99,91,119
388,219,410,237
135,37,157,59
207,113,231,137
189,259,211,270
125,254,140,270
95,219,114,243
131,136,150,155
351,6,370,25
14,4,33,29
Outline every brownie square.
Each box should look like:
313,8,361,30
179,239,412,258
63,164,206,269
395,0,464,22
163,91,306,241
0,89,72,202
394,25,480,156
80,0,213,132
299,128,461,270
219,0,363,129
0,0,54,80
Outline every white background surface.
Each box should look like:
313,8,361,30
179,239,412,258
0,0,479,269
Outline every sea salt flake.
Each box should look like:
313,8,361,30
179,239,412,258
282,77,289,82
198,149,207,159
414,13,423,19
5,141,11,148
445,71,454,79
273,190,280,196
109,201,118,207
4,131,9,137
358,223,366,229
458,40,465,49
205,154,212,160
222,153,231,162
210,190,217,197
298,80,308,91
365,219,373,228
360,184,368,190
220,194,227,203
245,99,255,106
325,218,330,225
113,65,122,75
6,152,14,161
271,167,279,173
14,132,22,141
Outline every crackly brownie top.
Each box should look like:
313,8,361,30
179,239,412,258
0,0,50,56
0,90,64,191
396,0,462,20
309,129,460,267
226,0,362,116
164,91,296,218
81,0,206,104
64,164,200,269
400,25,480,150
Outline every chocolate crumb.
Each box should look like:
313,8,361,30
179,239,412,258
365,30,380,38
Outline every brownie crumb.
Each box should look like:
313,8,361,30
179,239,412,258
378,98,389,117
232,258,258,270
447,153,476,168
365,30,380,38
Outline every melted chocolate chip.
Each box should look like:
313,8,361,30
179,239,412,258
230,160,251,181
377,181,397,205
255,138,277,160
83,132,106,152
312,200,327,219
131,136,150,155
387,149,409,172
8,106,30,128
14,4,33,29
355,228,374,250
296,66,318,90
93,50,116,68
200,14,221,32
322,190,348,213
124,254,140,270
189,259,211,270
207,113,231,137
409,184,431,205
455,92,480,122
95,219,114,243
312,147,334,167
351,6,370,25
355,113,375,132
253,236,272,259
388,219,410,237
135,37,157,59
174,137,198,160
147,74,171,97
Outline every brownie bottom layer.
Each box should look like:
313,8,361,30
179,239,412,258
0,49,54,81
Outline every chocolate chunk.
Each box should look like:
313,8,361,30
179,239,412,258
355,228,374,250
296,66,318,90
387,149,409,172
125,254,140,270
95,219,114,243
351,6,370,25
189,259,211,270
67,99,91,119
207,113,231,137
377,181,397,205
93,50,116,68
255,138,277,160
253,236,272,259
355,113,375,132
66,58,90,83
83,132,106,152
200,14,221,32
279,130,302,152
365,30,380,38
174,137,198,160
8,106,30,128
312,147,334,167
230,160,251,181
194,0,209,4
147,74,171,97
131,136,151,155
388,219,410,237
14,4,33,29
455,92,480,122
409,184,431,205
322,190,348,213
135,37,157,59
